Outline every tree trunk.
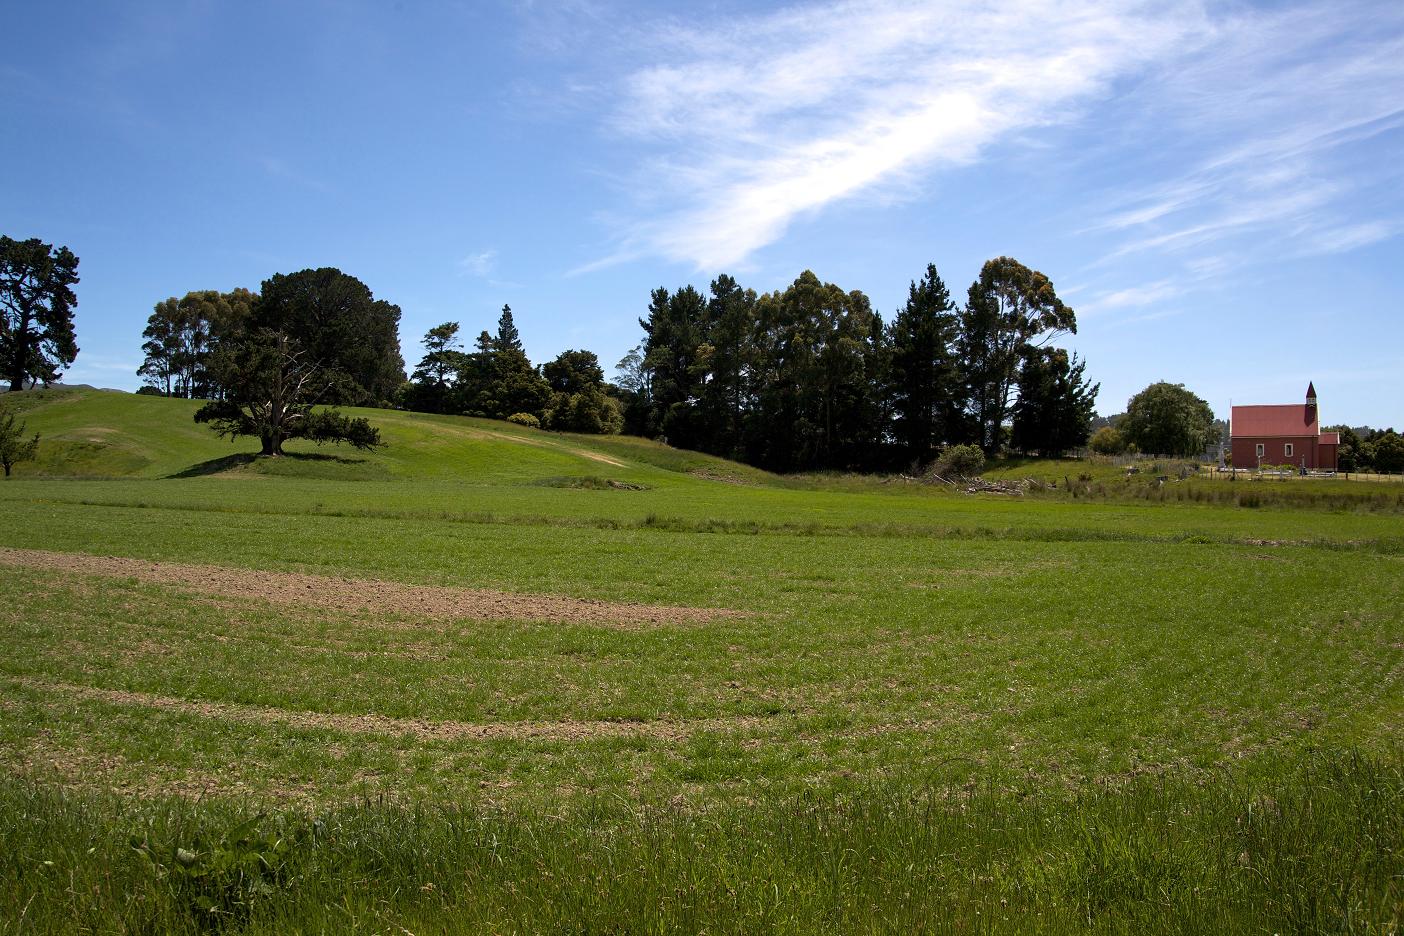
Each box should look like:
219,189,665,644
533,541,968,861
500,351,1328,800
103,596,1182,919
3,463,10,477
9,315,30,392
260,434,283,456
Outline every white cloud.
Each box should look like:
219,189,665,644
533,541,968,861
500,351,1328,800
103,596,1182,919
457,249,498,277
583,0,1210,271
1086,2,1404,271
574,0,1404,285
1077,279,1181,318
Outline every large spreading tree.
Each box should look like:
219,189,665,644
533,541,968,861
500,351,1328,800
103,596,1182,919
0,236,80,392
192,268,397,456
194,329,382,456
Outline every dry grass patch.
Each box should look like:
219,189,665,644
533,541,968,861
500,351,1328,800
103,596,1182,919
0,546,739,628
12,678,780,744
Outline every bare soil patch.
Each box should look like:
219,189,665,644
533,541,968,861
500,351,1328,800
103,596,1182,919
0,546,739,628
689,468,757,485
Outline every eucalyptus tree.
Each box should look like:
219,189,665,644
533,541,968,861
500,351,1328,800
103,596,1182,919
959,257,1076,453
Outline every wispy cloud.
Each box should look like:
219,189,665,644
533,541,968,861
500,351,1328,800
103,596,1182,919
1077,279,1182,318
571,0,1403,286
257,155,334,194
1086,2,1404,274
457,249,498,277
580,0,1210,271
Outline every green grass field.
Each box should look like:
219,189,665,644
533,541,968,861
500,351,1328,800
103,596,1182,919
1,388,1400,933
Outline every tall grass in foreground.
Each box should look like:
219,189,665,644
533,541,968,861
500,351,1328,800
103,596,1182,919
3,750,1399,934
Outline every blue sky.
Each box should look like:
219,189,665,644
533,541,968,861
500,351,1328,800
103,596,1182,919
4,0,1402,426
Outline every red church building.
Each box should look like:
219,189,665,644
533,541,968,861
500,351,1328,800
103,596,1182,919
1230,383,1339,471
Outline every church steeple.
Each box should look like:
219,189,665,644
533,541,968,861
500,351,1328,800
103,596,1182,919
1306,381,1317,423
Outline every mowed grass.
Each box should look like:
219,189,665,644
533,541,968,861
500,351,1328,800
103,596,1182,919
1,389,1401,933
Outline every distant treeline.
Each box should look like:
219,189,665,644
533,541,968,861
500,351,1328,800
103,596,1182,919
140,257,1098,471
138,271,624,437
615,258,1096,472
1330,426,1404,473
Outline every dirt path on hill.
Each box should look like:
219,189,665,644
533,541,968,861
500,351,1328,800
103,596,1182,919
422,419,631,468
0,547,738,628
475,428,630,468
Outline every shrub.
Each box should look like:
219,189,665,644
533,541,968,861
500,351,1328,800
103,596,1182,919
1089,426,1126,455
543,390,623,434
0,404,40,477
506,412,541,429
933,444,986,479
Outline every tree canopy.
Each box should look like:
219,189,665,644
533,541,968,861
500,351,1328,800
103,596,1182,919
542,349,621,434
391,257,1105,466
0,236,80,392
1120,382,1217,457
1011,348,1098,457
888,264,960,465
194,329,382,456
138,289,254,398
405,322,467,414
253,268,405,406
960,257,1077,453
621,258,1088,472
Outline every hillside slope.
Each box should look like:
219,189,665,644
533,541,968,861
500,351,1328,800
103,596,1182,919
2,388,776,486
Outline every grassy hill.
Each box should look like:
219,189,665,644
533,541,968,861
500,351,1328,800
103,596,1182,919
3,387,777,485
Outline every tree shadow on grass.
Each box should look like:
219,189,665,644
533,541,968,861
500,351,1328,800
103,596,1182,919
164,453,261,478
164,451,369,479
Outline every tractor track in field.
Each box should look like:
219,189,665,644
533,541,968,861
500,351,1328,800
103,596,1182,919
9,678,777,744
0,546,742,628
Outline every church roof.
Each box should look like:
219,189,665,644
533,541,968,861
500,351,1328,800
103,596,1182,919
1231,404,1319,438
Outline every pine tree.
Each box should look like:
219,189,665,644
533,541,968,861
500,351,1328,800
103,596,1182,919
494,304,523,354
1011,348,1098,456
1,236,80,391
888,264,960,466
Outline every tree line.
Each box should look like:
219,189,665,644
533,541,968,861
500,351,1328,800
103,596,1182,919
145,256,1100,467
616,258,1097,472
138,268,625,453
1331,426,1404,474
400,309,621,434
4,230,1396,474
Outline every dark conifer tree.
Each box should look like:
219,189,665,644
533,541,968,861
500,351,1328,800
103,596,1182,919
1011,347,1098,456
0,236,80,392
639,285,707,450
494,304,523,353
888,263,960,466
